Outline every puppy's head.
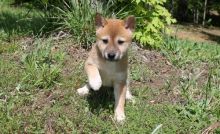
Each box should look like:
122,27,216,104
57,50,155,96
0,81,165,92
95,13,135,61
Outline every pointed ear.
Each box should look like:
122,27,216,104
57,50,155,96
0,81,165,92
95,13,107,28
124,16,135,31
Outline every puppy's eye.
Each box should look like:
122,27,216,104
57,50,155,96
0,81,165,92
118,40,124,45
102,39,108,44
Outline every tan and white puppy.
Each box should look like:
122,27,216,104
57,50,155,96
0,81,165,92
77,13,135,122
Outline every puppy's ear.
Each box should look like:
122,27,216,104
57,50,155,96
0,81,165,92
95,13,107,29
124,16,135,31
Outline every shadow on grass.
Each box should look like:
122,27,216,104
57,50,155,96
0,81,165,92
87,86,115,114
0,9,56,40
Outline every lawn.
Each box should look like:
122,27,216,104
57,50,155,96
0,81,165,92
0,1,220,133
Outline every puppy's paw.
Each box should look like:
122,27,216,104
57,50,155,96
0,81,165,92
114,111,125,123
89,76,102,91
126,90,136,104
77,85,89,96
126,90,133,100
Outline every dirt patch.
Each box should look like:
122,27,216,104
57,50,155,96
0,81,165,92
131,44,180,89
130,44,182,103
66,45,88,61
170,24,220,44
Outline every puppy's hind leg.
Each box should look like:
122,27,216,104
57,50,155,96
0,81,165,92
126,88,133,100
125,80,135,103
114,82,127,123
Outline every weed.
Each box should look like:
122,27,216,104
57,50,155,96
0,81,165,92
162,37,220,68
20,39,65,89
52,0,114,48
162,37,220,133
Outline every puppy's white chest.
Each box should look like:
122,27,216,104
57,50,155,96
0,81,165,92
99,64,116,87
99,62,126,87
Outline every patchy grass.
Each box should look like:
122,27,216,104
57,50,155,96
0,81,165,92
162,37,220,68
20,39,65,89
1,1,220,133
162,37,220,133
1,35,220,133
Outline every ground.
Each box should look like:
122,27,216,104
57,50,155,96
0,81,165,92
1,2,220,133
171,24,220,44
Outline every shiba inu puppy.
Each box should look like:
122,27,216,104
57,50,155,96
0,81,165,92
77,13,135,122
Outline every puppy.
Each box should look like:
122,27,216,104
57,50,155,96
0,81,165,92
77,13,135,122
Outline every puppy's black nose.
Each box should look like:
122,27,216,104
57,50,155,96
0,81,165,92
107,53,115,60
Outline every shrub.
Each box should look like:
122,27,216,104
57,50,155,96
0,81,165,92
113,0,176,48
10,0,175,49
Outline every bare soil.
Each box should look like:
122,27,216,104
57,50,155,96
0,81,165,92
170,24,220,44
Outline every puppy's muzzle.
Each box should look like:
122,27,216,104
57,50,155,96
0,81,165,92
107,53,116,60
104,52,120,61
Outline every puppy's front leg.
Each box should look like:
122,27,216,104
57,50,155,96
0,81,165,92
85,63,102,91
114,82,127,122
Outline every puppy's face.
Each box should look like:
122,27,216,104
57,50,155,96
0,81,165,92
95,14,135,61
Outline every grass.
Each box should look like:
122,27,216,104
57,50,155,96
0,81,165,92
1,37,219,133
162,37,220,133
1,1,220,133
0,0,55,43
21,39,65,89
53,0,115,48
162,37,220,68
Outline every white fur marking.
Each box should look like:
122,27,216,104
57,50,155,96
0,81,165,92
77,85,89,96
89,75,102,91
126,89,133,100
117,37,126,42
101,35,110,40
114,109,125,123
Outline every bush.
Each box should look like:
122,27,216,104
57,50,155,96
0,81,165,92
10,0,175,49
114,0,176,48
53,0,175,48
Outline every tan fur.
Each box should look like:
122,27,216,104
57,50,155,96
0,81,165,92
77,13,135,122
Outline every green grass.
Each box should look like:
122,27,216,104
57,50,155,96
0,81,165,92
162,37,220,133
162,37,220,68
1,1,220,133
0,1,54,42
22,41,64,90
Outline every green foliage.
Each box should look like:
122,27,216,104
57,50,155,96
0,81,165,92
2,0,175,49
115,0,176,48
134,0,176,48
21,39,65,89
51,0,113,48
